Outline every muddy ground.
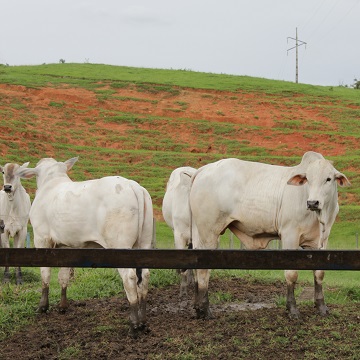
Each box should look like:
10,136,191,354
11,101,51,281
0,276,359,360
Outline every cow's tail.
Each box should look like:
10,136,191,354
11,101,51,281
129,181,152,285
188,167,202,249
130,182,146,243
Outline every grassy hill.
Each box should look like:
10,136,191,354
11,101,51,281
0,63,359,237
0,64,359,354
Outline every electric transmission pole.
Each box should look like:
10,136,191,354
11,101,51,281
287,28,307,83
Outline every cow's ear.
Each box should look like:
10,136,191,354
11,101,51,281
64,157,79,172
20,162,30,169
16,168,37,179
335,172,351,187
287,173,308,186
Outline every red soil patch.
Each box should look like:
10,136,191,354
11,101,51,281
0,83,351,158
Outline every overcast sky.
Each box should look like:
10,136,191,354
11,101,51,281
0,0,359,86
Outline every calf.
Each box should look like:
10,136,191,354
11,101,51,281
0,162,31,284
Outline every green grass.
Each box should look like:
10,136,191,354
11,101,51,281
2,63,360,103
0,63,359,348
1,227,357,341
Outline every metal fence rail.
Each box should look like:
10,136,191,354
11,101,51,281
1,248,360,270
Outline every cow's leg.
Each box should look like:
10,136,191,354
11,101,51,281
178,269,189,297
184,244,194,296
178,258,195,298
314,270,329,316
118,268,142,337
38,267,51,313
1,232,11,283
178,269,194,297
174,230,193,298
58,267,71,313
194,268,213,319
136,268,150,330
285,269,300,319
15,267,23,285
187,269,194,286
14,230,27,285
282,231,301,319
3,267,10,283
191,223,216,320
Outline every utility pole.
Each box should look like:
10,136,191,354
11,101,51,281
287,28,307,83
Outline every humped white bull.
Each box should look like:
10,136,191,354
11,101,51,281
189,151,350,319
0,162,31,284
162,166,196,296
17,157,153,336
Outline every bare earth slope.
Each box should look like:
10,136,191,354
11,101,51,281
0,83,353,158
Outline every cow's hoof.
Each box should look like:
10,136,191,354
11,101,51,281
195,307,214,320
37,306,49,314
288,312,301,320
139,323,150,334
287,307,301,320
286,301,301,320
128,324,149,339
179,286,188,298
316,303,329,317
58,306,68,314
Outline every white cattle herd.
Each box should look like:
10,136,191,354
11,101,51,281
0,152,351,336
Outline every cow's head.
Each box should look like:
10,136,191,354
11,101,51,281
16,157,78,189
0,162,29,199
287,159,350,211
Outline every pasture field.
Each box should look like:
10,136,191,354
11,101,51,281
0,64,359,359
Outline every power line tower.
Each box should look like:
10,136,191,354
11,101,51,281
287,27,307,83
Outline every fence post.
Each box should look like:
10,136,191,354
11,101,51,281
26,232,31,248
229,232,233,249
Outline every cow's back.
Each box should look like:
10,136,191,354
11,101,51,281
191,159,292,233
30,176,149,249
162,166,195,230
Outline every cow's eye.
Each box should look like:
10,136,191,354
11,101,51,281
326,177,332,182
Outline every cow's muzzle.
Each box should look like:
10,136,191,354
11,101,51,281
307,200,320,211
3,185,12,193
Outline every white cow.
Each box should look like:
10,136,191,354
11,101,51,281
0,162,31,284
189,151,350,319
17,157,153,336
162,166,196,296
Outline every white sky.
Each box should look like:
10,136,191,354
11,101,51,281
0,0,359,86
